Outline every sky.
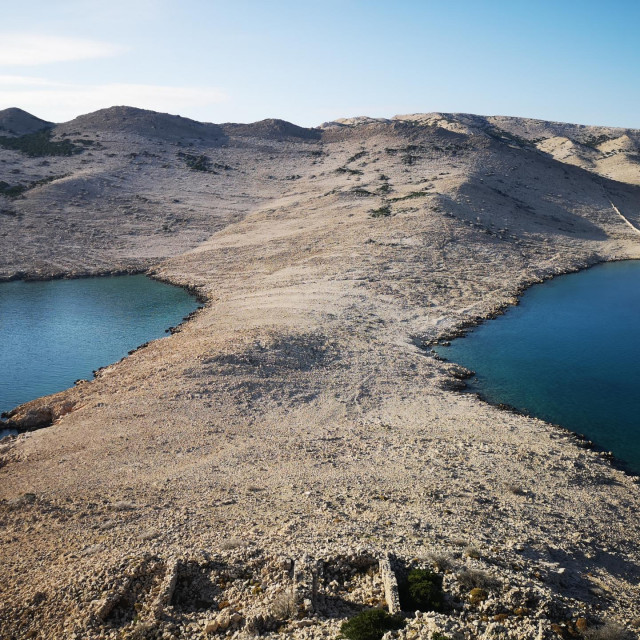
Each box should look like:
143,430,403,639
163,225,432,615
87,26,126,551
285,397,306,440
0,0,639,128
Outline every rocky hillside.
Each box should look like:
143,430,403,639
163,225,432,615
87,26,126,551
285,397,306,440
1,106,638,281
1,107,640,640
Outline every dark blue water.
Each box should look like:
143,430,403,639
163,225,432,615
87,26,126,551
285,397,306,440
0,275,199,436
435,261,640,474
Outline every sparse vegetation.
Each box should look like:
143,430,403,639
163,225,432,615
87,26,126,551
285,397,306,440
424,553,455,573
584,621,634,640
484,126,533,148
457,568,499,591
219,537,245,550
506,482,525,495
0,174,66,199
73,138,100,148
468,587,488,605
582,134,615,149
463,545,481,559
370,204,391,218
0,181,27,198
399,568,445,612
270,591,297,620
178,152,217,172
336,166,364,176
401,154,421,165
389,190,430,202
340,609,405,640
347,150,368,163
0,130,81,157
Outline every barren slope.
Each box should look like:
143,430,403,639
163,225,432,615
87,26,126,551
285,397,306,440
1,109,640,639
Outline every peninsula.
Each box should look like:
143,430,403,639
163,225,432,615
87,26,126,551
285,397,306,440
1,106,639,639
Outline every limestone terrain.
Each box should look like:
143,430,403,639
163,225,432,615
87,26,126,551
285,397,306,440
1,106,640,639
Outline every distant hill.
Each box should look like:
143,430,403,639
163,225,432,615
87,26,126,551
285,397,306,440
222,118,321,141
0,108,53,135
55,108,322,143
55,106,226,142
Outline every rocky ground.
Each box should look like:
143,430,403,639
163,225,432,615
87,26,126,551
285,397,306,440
1,107,640,639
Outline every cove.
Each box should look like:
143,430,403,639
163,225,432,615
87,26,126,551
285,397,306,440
0,275,199,437
435,260,640,475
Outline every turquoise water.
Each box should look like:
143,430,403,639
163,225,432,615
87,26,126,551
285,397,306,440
0,275,199,435
435,261,640,474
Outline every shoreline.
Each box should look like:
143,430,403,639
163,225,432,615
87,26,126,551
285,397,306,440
0,267,205,433
426,256,640,481
4,256,640,484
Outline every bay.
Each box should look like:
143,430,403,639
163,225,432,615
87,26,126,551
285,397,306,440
435,261,640,474
0,274,199,436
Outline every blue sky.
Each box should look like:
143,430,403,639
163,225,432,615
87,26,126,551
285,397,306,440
1,0,638,127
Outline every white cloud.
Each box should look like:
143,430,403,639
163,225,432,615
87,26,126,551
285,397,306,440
0,34,125,66
0,76,229,122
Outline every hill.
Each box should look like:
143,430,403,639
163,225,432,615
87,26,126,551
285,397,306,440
1,107,640,639
56,105,226,142
0,107,53,135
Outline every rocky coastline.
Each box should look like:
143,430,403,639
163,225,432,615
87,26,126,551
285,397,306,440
2,107,640,639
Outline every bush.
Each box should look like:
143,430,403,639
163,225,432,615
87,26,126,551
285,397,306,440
370,204,391,218
0,130,80,157
399,569,445,612
178,152,217,173
347,150,367,163
0,175,66,199
336,166,363,175
340,609,405,640
584,621,635,640
389,191,429,202
270,591,297,620
423,553,455,573
0,181,27,198
456,568,499,591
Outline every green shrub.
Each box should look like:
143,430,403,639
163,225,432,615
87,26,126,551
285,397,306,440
340,609,405,640
0,130,80,157
389,191,429,202
399,569,445,612
401,154,421,165
0,181,27,197
178,152,217,173
0,174,66,199
370,204,391,218
336,166,364,175
347,150,367,163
